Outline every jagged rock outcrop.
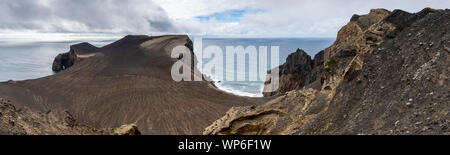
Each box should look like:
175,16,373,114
52,42,100,72
351,9,391,32
263,49,324,97
324,9,391,62
309,50,326,89
320,9,394,95
296,8,449,135
206,8,450,135
204,89,319,135
263,49,312,97
321,8,442,96
0,97,140,135
312,50,325,68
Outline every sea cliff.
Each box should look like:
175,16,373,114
205,8,449,135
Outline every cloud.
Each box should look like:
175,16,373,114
0,0,178,33
157,0,450,37
1,0,449,37
152,0,258,20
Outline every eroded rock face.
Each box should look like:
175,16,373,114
52,51,76,72
263,49,324,97
298,8,449,135
207,8,450,135
114,124,141,135
324,9,391,61
312,50,325,68
321,8,395,96
204,89,318,135
52,42,100,72
0,97,141,135
351,9,391,31
1,97,102,135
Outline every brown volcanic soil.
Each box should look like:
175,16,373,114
0,35,267,134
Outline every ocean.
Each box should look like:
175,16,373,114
199,37,334,97
0,35,334,97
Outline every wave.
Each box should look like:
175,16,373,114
201,70,264,98
213,81,264,98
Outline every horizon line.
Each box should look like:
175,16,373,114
0,32,337,39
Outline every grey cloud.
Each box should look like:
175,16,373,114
147,19,175,32
0,0,179,33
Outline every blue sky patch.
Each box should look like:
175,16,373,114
196,8,264,22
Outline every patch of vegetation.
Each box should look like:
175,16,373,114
327,72,334,77
325,57,340,77
321,123,334,132
396,48,402,55
357,15,372,30
325,57,339,69
401,64,408,71
347,34,362,45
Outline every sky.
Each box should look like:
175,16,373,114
0,0,449,37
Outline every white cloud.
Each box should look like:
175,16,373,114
1,0,449,37
152,0,257,19
159,0,450,37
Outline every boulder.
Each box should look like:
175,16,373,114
114,124,141,135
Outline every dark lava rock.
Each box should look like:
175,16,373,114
334,49,357,59
52,52,75,72
264,49,325,97
52,42,99,72
312,50,325,68
281,49,313,75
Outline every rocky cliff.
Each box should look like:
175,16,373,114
0,98,140,135
52,42,100,72
263,49,325,97
205,8,449,135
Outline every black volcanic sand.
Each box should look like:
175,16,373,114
0,35,268,134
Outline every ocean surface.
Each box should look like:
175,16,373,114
0,34,120,82
198,38,334,97
0,35,334,97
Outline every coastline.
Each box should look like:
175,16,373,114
203,73,265,98
0,35,268,134
2,36,330,98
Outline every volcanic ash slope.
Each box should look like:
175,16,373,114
0,35,267,135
